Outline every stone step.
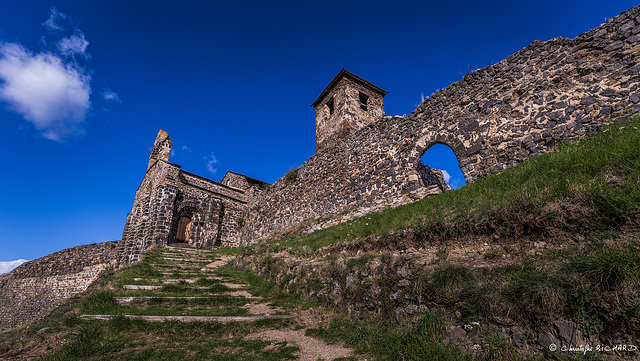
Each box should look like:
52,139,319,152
162,248,209,253
114,296,260,305
80,314,296,323
164,247,207,253
159,272,206,276
162,257,211,262
161,252,209,257
123,285,163,290
123,285,223,291
149,264,202,269
133,278,196,284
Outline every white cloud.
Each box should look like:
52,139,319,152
102,88,121,103
0,8,92,141
57,30,89,58
448,178,465,190
440,169,451,184
0,43,91,141
43,7,66,31
204,152,217,174
0,259,28,274
181,145,191,152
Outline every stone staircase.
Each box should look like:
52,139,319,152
80,245,295,324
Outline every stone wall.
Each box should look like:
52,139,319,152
240,5,640,244
0,241,118,330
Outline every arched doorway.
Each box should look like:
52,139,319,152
420,143,466,190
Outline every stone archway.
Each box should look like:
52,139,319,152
419,143,467,190
404,132,471,193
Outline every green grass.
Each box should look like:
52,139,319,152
80,291,254,317
566,240,640,288
38,318,298,361
307,313,470,361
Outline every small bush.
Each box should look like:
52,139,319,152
283,166,299,183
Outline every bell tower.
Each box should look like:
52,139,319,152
311,69,387,151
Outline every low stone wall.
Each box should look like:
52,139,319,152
0,241,118,330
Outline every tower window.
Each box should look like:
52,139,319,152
359,92,369,111
327,97,334,116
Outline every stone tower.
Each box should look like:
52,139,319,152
311,69,387,151
147,129,172,170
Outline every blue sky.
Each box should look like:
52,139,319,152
0,0,634,264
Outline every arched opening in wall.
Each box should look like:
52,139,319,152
420,143,466,190
175,207,197,243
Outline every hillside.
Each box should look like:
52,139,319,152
1,118,639,360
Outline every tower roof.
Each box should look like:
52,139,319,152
311,69,388,108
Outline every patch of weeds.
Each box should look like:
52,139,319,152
40,322,125,360
462,282,504,321
436,246,450,263
484,263,523,278
194,277,217,286
284,166,299,184
432,264,475,299
595,230,619,240
215,265,319,310
346,254,373,269
503,269,566,325
379,253,393,264
80,291,118,315
477,331,518,361
567,242,640,289
209,283,233,293
307,314,470,361
236,216,246,229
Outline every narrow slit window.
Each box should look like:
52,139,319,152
359,92,369,111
